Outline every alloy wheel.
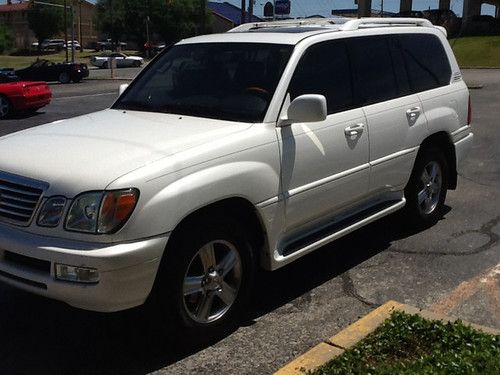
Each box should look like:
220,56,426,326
417,161,443,215
182,240,242,324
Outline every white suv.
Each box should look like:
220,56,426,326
0,18,473,336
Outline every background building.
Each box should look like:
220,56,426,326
0,0,97,50
0,1,33,49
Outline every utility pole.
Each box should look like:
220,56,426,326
248,0,253,22
78,0,82,52
199,0,206,35
71,2,75,62
241,0,246,25
64,0,68,63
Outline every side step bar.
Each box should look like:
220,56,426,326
279,198,406,262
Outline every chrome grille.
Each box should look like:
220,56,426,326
0,171,48,226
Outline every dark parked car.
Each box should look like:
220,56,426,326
0,68,18,81
422,9,461,37
392,10,425,18
15,59,89,84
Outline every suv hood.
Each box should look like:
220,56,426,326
0,109,250,196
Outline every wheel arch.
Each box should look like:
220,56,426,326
165,196,267,269
419,131,457,190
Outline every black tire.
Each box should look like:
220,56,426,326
103,62,108,69
150,216,256,338
72,76,82,83
133,60,141,67
0,95,11,119
404,148,448,227
58,71,70,84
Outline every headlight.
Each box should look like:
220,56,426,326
65,192,102,233
37,197,67,227
65,189,138,234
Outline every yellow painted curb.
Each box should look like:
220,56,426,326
274,300,499,375
275,343,343,375
327,300,403,349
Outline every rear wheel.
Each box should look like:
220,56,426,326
58,71,70,84
133,60,141,67
0,95,11,119
404,148,448,227
102,61,108,69
151,217,256,338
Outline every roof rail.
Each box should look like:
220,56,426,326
228,17,350,32
340,17,434,31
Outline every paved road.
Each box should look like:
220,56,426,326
0,70,498,375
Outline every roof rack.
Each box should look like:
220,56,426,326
228,17,350,32
340,17,434,31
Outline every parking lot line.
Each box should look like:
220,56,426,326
430,263,500,324
53,92,116,100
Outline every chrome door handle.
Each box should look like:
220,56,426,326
406,107,421,118
344,123,364,137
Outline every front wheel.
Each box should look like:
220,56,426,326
59,71,70,84
0,95,11,119
404,148,448,227
151,218,256,338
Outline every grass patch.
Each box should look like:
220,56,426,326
314,311,500,375
450,35,500,68
0,50,142,69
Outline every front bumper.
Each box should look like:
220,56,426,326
0,223,168,312
11,93,51,111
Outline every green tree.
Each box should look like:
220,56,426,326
95,0,209,47
0,24,15,54
27,1,65,46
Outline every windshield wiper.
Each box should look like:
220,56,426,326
114,100,156,112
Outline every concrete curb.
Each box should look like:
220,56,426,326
275,300,499,375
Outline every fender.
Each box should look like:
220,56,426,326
114,159,281,241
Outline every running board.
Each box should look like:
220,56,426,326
280,198,406,260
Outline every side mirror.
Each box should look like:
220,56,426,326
119,83,129,95
279,94,327,126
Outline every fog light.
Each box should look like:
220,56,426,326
55,264,99,283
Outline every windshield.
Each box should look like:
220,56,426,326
113,43,293,123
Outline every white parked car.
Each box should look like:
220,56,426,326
90,52,144,69
0,18,473,337
66,40,82,51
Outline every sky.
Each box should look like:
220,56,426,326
1,0,496,17
222,0,497,17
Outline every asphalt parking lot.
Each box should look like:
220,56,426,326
0,69,498,374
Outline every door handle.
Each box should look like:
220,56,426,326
406,107,421,119
344,123,364,137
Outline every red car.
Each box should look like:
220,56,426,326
0,73,52,119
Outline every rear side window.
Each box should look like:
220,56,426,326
288,40,354,114
399,34,451,92
347,36,398,105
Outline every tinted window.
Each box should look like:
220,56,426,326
388,37,411,97
399,34,451,92
288,41,354,114
348,36,398,105
114,43,293,123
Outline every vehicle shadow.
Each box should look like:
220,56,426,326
0,211,443,375
2,110,46,121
